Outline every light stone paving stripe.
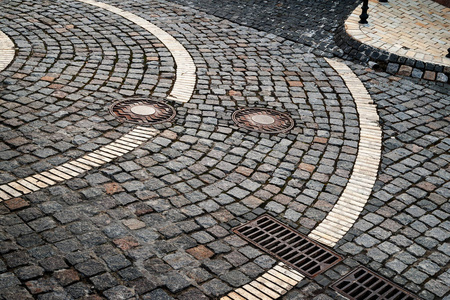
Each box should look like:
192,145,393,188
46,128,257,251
223,59,381,299
0,29,15,72
0,128,159,202
0,1,196,202
308,58,382,247
77,0,196,103
221,262,305,300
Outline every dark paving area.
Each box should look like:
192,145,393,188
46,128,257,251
0,0,449,299
167,0,360,57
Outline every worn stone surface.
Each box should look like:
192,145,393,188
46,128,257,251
0,0,448,299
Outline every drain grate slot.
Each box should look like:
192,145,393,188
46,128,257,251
233,215,342,278
331,266,418,300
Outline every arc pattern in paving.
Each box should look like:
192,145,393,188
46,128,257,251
0,29,15,71
77,0,196,103
308,58,382,247
0,0,197,201
221,59,382,299
0,127,160,201
345,0,450,67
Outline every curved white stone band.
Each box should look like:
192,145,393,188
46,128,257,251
308,58,382,247
0,0,199,201
0,30,15,72
0,127,160,201
77,0,196,103
221,59,382,300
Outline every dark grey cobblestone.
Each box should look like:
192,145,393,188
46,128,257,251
0,0,448,299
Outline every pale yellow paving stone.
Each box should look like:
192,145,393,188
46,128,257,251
34,173,58,184
326,215,357,228
338,194,369,206
333,201,366,213
105,145,129,153
220,296,234,300
69,161,92,171
119,137,143,144
61,163,85,173
94,150,117,159
318,221,351,235
242,284,273,300
134,127,159,134
128,132,151,139
327,211,358,223
226,292,246,300
314,231,345,242
56,166,81,177
266,270,298,286
113,140,138,149
261,273,293,291
17,179,40,191
49,169,72,180
87,153,111,163
309,231,339,244
8,182,32,194
344,185,372,196
77,157,102,167
249,281,280,299
0,190,11,201
273,265,304,282
99,147,124,157
235,288,262,300
24,177,48,188
123,134,147,141
0,185,22,197
255,277,288,295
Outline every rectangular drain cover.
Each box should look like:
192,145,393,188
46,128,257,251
233,214,342,278
331,266,419,300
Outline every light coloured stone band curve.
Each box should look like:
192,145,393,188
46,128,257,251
221,59,382,300
77,0,196,103
0,0,198,201
0,29,15,72
308,58,382,247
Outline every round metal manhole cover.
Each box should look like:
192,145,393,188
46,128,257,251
109,98,176,125
232,107,295,134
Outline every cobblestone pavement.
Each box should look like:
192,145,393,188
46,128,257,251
0,0,449,299
167,0,359,57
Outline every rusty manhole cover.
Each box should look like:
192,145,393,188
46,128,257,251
233,215,342,278
232,107,294,133
109,98,176,125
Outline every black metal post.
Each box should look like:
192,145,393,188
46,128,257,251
379,0,388,3
359,0,369,24
446,48,450,58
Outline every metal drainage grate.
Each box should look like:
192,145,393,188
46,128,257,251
233,215,342,278
109,97,176,125
232,107,294,134
331,267,418,300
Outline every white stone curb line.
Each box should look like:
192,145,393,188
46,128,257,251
77,0,196,103
222,59,382,299
0,127,159,201
1,0,198,201
308,58,382,247
0,29,15,72
221,263,305,300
